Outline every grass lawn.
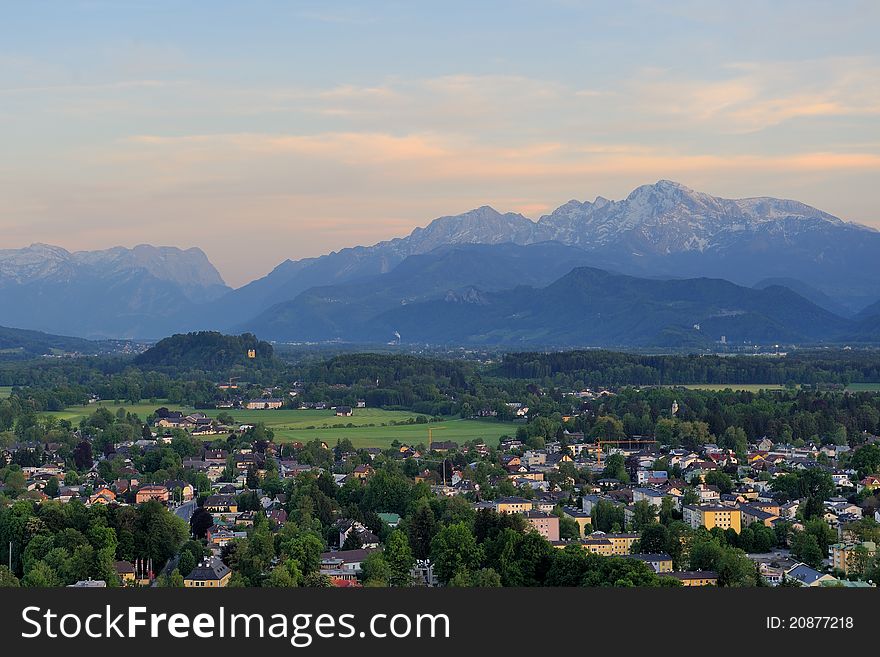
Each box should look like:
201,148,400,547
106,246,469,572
270,418,518,449
42,402,518,449
0,386,11,399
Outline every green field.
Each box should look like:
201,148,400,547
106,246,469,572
0,386,11,399
845,383,880,392
42,402,517,449
673,384,789,392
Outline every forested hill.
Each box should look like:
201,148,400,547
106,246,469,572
0,325,101,359
133,331,276,371
492,350,880,387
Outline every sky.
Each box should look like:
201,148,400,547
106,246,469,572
1,0,879,287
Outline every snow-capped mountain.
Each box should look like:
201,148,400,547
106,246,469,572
0,244,229,338
534,180,851,255
4,180,879,340
0,243,227,292
206,180,880,329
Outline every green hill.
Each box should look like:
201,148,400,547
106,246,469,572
134,331,276,371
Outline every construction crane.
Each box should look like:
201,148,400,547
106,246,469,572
427,426,447,445
595,438,657,468
415,456,451,486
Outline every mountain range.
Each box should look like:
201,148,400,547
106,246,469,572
2,180,879,347
0,244,228,338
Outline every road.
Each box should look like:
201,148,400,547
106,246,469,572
150,500,197,586
175,499,197,522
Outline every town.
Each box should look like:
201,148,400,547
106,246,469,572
1,338,879,589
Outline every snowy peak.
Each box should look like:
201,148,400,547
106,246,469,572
404,205,541,252
533,179,860,254
0,243,227,289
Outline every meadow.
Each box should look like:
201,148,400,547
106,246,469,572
845,383,880,392
0,386,11,398
43,401,518,449
672,383,789,392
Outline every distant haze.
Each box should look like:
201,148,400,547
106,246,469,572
1,1,878,286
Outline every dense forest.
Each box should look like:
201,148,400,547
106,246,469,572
492,349,880,387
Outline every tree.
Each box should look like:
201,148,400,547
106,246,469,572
601,453,629,483
266,560,302,587
639,524,669,554
407,501,438,559
302,572,332,587
361,552,391,586
449,567,502,587
430,522,483,584
0,565,20,587
44,477,59,499
592,499,625,533
384,530,415,587
190,507,214,539
559,515,581,540
73,440,93,471
177,550,196,579
22,561,61,587
630,500,657,532
851,444,880,478
790,531,823,568
704,470,733,495
804,519,835,555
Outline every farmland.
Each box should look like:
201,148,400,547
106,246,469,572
42,401,518,449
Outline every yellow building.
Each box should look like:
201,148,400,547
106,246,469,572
183,557,232,588
580,538,614,555
830,541,877,575
683,505,742,533
495,497,534,514
669,571,718,586
601,532,640,555
562,507,592,538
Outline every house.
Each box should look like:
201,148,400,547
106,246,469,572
135,484,170,504
352,464,374,481
683,504,742,533
335,406,353,417
246,398,283,410
562,506,592,537
319,548,379,576
114,561,136,584
625,553,673,573
430,440,459,453
164,480,195,501
830,541,877,575
668,571,718,586
207,527,247,548
523,510,560,541
495,497,533,514
68,579,107,587
858,475,880,493
334,520,380,549
89,487,116,505
632,488,665,508
378,513,401,528
184,557,232,588
740,505,779,528
204,494,238,513
785,563,837,587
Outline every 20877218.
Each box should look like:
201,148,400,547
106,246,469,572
766,617,854,630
